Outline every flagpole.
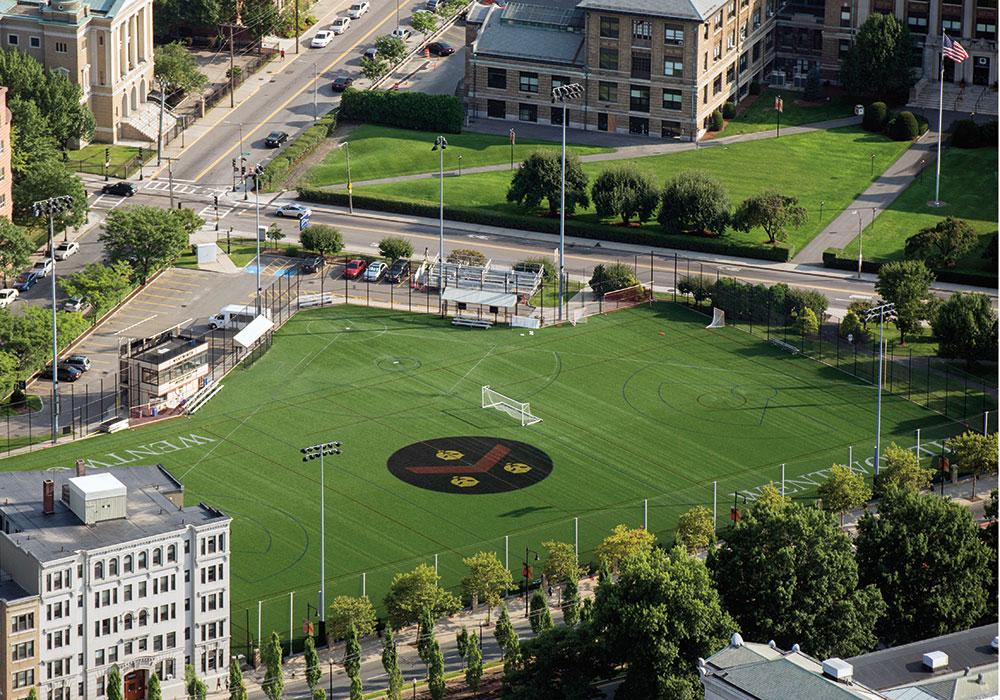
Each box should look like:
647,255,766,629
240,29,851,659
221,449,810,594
933,40,945,205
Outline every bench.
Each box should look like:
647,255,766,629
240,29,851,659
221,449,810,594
452,316,493,329
769,338,800,355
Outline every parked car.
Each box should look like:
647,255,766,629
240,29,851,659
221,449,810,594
264,131,289,148
274,203,312,219
12,272,39,292
347,1,370,18
63,297,92,314
64,354,91,372
0,288,17,308
311,30,335,47
40,364,82,382
53,240,80,260
331,76,355,92
390,26,411,40
331,16,351,34
425,0,440,10
31,258,54,278
101,181,137,196
426,41,455,56
300,256,325,274
362,47,379,60
344,259,367,279
363,261,388,282
387,258,411,283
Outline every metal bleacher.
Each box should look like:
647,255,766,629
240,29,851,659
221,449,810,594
416,257,543,301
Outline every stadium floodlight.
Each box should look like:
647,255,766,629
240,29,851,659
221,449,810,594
551,82,584,322
300,440,342,643
862,302,895,478
432,136,448,307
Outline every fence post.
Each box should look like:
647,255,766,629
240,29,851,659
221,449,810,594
943,362,950,416
673,254,677,302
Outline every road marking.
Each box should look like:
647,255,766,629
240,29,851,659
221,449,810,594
192,8,399,183
115,315,158,335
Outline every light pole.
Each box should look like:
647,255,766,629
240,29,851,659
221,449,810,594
551,83,584,321
863,302,895,478
244,164,265,314
854,210,864,279
339,141,353,214
313,63,319,121
32,195,74,444
522,547,539,617
432,136,447,305
301,440,342,645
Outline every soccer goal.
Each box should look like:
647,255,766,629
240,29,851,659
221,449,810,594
706,308,726,329
482,386,542,426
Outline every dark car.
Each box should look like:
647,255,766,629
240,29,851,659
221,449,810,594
331,76,355,92
40,364,83,382
426,42,455,56
265,131,289,148
13,272,40,292
63,354,91,372
387,258,411,282
101,181,137,196
300,256,325,274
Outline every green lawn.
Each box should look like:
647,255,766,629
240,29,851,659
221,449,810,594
175,239,262,270
63,144,149,178
719,89,856,137
0,395,42,418
354,127,912,255
300,125,614,188
840,147,998,278
530,280,583,307
3,302,983,647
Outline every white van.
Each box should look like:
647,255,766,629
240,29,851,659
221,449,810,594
207,304,271,330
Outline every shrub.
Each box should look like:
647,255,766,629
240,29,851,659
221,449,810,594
591,166,658,224
862,101,888,131
886,111,919,140
589,262,639,295
749,80,762,96
339,88,463,133
259,110,337,192
658,171,730,236
722,102,737,119
840,310,866,341
378,236,414,261
513,257,555,281
951,119,982,148
447,248,487,266
299,225,343,256
708,109,724,131
904,217,977,268
677,275,712,303
284,244,299,257
979,121,998,147
803,66,823,101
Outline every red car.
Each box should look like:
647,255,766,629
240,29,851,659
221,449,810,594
344,259,367,279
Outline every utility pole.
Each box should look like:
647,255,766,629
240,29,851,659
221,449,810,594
162,157,177,209
229,24,237,108
156,79,166,166
295,0,301,53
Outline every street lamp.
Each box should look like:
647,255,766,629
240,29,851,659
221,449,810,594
301,440,342,644
522,547,539,617
32,195,74,444
244,163,265,314
854,210,864,279
339,141,353,214
863,303,895,479
431,136,447,305
551,82,584,321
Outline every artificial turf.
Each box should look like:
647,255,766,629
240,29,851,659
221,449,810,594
3,303,984,646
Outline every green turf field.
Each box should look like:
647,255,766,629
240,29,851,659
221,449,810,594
3,303,987,648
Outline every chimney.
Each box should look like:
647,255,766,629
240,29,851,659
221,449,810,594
75,459,86,477
42,480,55,515
923,651,949,671
61,484,70,503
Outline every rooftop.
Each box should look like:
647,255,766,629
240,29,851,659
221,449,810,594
0,466,228,563
474,5,585,66
0,578,32,604
134,336,206,365
577,0,722,22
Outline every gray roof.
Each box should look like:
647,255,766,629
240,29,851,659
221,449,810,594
847,625,998,692
577,0,721,22
718,657,882,700
0,578,32,604
0,466,228,564
474,6,585,65
707,643,776,669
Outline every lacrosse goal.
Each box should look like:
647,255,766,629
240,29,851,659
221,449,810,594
706,308,726,329
482,386,542,426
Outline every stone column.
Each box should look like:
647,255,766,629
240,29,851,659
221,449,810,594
119,25,127,78
129,14,137,71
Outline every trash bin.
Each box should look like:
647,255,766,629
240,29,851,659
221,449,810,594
151,406,158,417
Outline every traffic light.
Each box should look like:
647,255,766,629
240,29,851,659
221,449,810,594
232,158,237,171
104,148,110,161
213,195,218,208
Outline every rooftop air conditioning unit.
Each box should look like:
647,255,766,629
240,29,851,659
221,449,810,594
822,658,854,682
923,651,948,671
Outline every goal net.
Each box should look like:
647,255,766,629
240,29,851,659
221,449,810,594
603,284,653,312
482,386,542,426
706,308,726,329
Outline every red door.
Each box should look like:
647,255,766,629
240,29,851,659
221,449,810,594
124,670,146,700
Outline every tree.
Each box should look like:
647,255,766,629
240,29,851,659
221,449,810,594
328,595,378,642
591,166,659,225
447,248,487,265
501,624,604,700
856,487,992,645
945,431,998,499
263,631,284,700
59,261,133,319
588,262,639,295
507,151,590,215
874,260,935,343
304,634,321,692
379,236,413,261
731,191,807,244
384,563,461,629
229,656,248,700
0,47,95,144
817,464,871,526
514,257,556,281
462,551,513,622
456,625,470,663
594,548,738,698
8,96,58,176
595,524,656,573
299,224,343,257
12,159,88,231
343,623,362,700
658,171,730,235
241,0,281,43
709,498,885,658
542,540,582,586
794,306,819,336
265,223,285,251
803,65,823,101
878,442,933,494
411,10,438,34
840,310,865,341
381,627,404,700
561,578,580,626
374,35,407,64
841,13,916,103
494,603,519,659
148,672,162,700
904,217,977,269
529,590,553,633
428,641,446,700
154,42,208,96
675,505,716,553
0,220,32,287
154,0,222,39
360,55,389,82
108,665,123,700
99,207,194,283
312,691,327,700
416,609,437,667
466,632,483,690
27,690,38,700
931,292,998,365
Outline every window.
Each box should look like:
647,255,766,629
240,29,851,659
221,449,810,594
109,558,118,576
662,88,683,110
631,51,651,79
599,16,619,38
839,39,851,57
167,632,176,648
153,635,163,652
518,103,537,122
138,581,146,597
941,18,961,31
840,5,851,26
551,76,570,90
752,41,761,61
153,548,162,566
124,555,132,573
7,34,17,45
55,41,67,53
599,47,619,70
728,31,736,49
138,551,147,569
484,68,506,92
726,64,736,83
907,14,928,29
632,19,652,41
597,112,609,131
598,81,617,102
664,26,684,44
138,610,147,627
628,116,649,135
629,85,650,112
739,52,748,72
729,0,737,15
12,613,34,632
663,60,683,77
486,99,505,118
741,24,748,40
518,72,538,93
714,43,722,60
976,21,997,38
715,11,724,28
713,75,723,94
550,104,564,125
94,561,104,579
96,649,105,666
704,51,709,69
12,641,34,660
30,36,40,48
753,8,761,28
108,646,117,663
124,614,133,631
13,670,33,689
124,584,132,602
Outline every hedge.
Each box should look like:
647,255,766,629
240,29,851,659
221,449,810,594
862,101,888,132
822,248,997,287
297,187,794,262
259,110,338,192
339,88,463,133
951,119,999,148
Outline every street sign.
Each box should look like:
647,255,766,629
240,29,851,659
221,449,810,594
299,214,311,231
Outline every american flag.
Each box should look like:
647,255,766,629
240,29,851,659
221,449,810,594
942,34,968,63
